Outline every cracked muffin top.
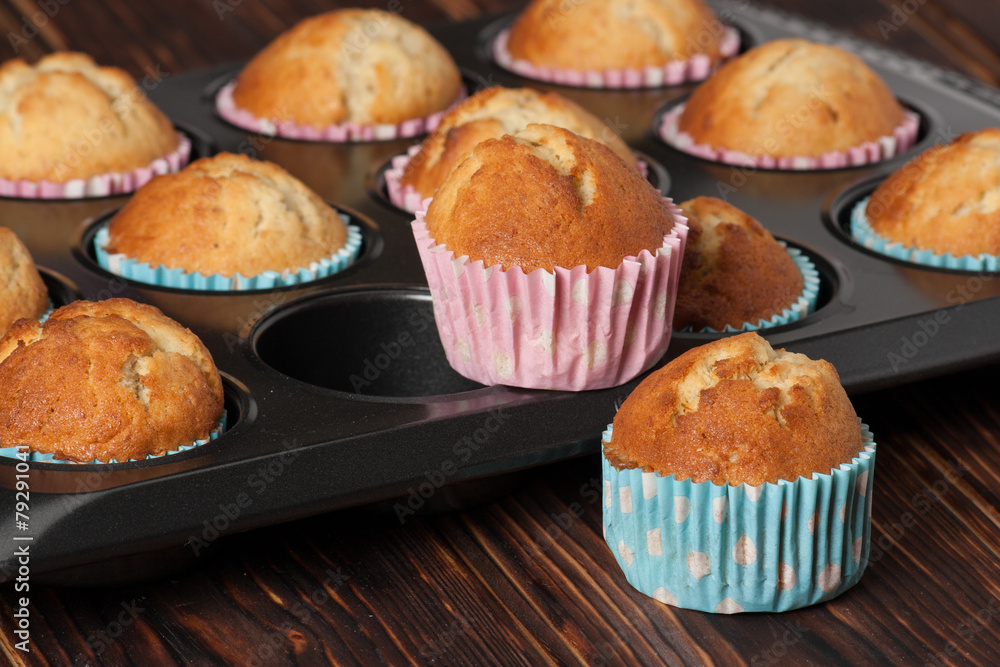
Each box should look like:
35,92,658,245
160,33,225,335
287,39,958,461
507,0,725,71
401,86,635,200
678,38,905,158
0,227,48,334
0,52,178,182
231,9,461,127
607,332,862,485
865,128,1000,256
424,124,675,273
674,197,802,331
105,152,348,277
0,298,224,462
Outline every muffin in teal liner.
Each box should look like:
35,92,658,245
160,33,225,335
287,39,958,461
851,197,1000,272
94,222,363,291
94,152,363,291
602,332,876,613
674,197,819,333
0,412,226,464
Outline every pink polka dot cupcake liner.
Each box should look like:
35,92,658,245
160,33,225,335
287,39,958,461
386,147,651,213
492,26,740,89
601,421,876,613
410,199,688,391
657,106,921,169
0,133,192,199
215,81,465,142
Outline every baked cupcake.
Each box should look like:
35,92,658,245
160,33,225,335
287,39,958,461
217,9,462,140
0,227,48,333
389,86,635,210
96,152,362,290
852,128,1000,268
0,52,189,197
659,39,919,169
603,332,876,612
0,299,224,463
496,0,739,88
673,197,817,332
412,123,688,390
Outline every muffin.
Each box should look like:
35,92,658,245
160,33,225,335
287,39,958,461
862,128,1000,258
228,9,461,129
674,197,809,331
413,123,688,390
0,227,48,333
506,0,727,71
603,333,876,612
664,39,916,167
397,87,635,205
0,52,183,186
100,152,359,286
0,298,224,463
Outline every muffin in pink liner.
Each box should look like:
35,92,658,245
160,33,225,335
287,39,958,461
657,38,920,169
409,124,688,391
493,0,740,89
216,9,463,142
0,52,191,199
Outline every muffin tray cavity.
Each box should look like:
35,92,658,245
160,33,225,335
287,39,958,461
5,1,1000,583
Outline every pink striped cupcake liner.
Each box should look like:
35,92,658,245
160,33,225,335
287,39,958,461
657,106,921,170
215,81,465,142
492,25,740,89
411,199,688,391
0,133,192,199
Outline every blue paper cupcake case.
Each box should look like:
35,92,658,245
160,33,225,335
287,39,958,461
602,421,876,613
682,244,820,333
0,411,227,464
94,220,363,290
850,197,1000,272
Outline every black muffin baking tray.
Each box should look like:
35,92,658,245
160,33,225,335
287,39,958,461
5,0,1000,584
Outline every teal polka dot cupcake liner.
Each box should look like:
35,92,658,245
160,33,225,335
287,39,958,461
0,411,226,464
602,421,876,613
850,197,1000,272
94,219,363,291
680,243,820,333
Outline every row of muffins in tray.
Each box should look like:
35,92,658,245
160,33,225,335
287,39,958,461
1,0,991,615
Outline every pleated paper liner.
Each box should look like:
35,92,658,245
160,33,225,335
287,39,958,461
658,106,921,170
385,146,653,213
215,81,465,142
678,244,820,333
0,412,227,464
850,197,1000,271
94,220,363,291
0,133,192,199
492,25,741,89
410,200,688,391
602,421,876,613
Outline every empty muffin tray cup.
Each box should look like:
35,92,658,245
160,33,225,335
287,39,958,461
5,1,1000,584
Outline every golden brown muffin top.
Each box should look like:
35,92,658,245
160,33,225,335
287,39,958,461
425,124,675,273
0,227,48,334
674,197,803,331
106,152,348,278
678,38,905,158
232,9,461,126
0,52,178,182
0,299,224,462
507,0,723,70
865,128,1000,257
401,86,635,199
608,332,862,486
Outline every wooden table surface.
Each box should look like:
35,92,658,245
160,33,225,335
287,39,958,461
2,1,1000,665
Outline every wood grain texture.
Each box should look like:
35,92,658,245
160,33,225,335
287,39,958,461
1,1,1000,666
